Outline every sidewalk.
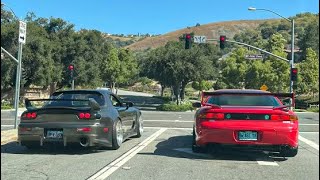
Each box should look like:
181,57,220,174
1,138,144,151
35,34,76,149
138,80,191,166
1,129,17,145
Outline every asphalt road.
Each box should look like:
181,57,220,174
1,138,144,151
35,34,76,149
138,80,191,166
1,111,319,180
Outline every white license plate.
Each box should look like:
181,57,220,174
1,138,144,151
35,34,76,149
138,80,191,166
46,130,63,139
238,131,258,141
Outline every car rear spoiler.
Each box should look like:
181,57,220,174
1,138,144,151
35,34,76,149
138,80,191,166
201,91,295,107
25,98,100,111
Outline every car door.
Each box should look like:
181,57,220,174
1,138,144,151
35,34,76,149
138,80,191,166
109,94,131,135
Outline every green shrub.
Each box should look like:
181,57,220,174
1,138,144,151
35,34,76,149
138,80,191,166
307,107,319,112
152,96,171,103
156,102,193,111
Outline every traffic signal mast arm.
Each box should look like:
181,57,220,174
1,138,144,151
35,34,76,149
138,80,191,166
207,38,290,62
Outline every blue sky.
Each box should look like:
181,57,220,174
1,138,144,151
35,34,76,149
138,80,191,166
3,0,319,35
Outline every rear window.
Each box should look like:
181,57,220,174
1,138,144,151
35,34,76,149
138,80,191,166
206,95,281,106
44,91,105,107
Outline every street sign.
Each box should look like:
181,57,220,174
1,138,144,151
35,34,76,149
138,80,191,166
260,84,268,91
193,36,207,43
245,54,263,59
19,21,27,44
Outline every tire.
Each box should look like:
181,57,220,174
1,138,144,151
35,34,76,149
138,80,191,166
279,146,298,157
22,142,40,149
111,119,123,150
133,115,143,138
192,128,205,153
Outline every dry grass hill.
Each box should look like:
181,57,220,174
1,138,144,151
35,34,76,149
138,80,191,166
125,19,279,51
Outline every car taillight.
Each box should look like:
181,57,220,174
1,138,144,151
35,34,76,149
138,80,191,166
78,112,91,119
198,112,224,121
77,127,92,132
271,114,298,121
22,112,37,119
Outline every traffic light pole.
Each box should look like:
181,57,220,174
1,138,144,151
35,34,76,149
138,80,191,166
72,80,75,90
207,38,294,109
207,38,289,62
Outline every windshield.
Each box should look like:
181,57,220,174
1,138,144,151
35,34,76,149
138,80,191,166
206,95,281,106
44,91,105,107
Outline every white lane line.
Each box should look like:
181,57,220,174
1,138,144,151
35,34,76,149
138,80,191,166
144,120,193,123
299,124,319,126
144,127,193,130
1,125,14,127
299,132,319,134
256,160,279,166
299,135,319,151
87,128,167,180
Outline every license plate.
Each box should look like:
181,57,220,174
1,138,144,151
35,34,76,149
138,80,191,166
46,130,63,139
238,131,258,141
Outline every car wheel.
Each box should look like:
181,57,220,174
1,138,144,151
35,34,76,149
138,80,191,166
111,119,123,150
22,142,40,149
133,115,143,138
192,128,205,153
279,146,298,157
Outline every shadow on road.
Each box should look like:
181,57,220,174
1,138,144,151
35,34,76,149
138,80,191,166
1,141,114,155
138,135,288,162
119,95,165,110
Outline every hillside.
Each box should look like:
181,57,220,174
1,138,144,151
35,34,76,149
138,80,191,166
126,19,279,51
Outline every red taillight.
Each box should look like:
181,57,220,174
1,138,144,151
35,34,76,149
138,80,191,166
22,112,37,119
78,112,91,119
77,127,91,132
20,127,32,131
199,112,224,120
271,114,298,121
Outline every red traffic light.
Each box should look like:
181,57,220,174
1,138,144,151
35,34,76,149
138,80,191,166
220,36,225,42
68,65,74,70
292,68,298,74
186,34,191,39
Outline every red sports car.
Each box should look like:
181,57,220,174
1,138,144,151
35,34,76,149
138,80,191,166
192,89,298,157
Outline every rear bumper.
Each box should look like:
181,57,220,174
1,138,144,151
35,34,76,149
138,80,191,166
196,121,299,148
18,123,112,147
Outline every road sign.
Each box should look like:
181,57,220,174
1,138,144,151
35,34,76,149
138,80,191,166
245,54,263,59
193,36,207,43
19,21,27,44
260,84,268,91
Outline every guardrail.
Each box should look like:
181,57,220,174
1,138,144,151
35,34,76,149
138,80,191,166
309,104,319,108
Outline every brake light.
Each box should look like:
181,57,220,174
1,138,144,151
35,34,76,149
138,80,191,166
78,112,91,119
271,114,298,121
198,112,224,120
22,112,37,119
77,127,91,132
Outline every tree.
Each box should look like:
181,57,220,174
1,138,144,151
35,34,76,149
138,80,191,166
296,48,319,96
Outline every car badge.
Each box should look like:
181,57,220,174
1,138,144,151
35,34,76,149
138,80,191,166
226,114,231,119
246,115,250,120
264,115,270,120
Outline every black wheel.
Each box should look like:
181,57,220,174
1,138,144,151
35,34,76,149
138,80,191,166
133,115,143,138
192,128,205,153
111,119,123,150
279,146,298,157
22,142,40,149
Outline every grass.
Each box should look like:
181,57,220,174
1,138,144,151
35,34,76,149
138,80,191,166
306,107,319,113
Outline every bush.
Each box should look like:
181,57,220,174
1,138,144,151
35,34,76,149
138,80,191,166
152,96,171,103
156,102,193,111
307,107,319,112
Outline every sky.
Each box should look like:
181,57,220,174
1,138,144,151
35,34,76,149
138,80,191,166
2,0,319,35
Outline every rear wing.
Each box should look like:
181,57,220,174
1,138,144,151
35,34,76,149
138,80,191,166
201,91,295,107
25,98,100,111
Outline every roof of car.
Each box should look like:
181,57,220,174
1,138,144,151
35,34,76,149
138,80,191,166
52,89,112,96
212,89,270,94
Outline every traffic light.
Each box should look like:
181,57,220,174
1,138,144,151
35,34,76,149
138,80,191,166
291,67,298,81
185,34,192,49
68,64,74,81
219,35,226,49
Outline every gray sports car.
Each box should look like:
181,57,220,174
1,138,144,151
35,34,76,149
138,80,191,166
18,89,143,150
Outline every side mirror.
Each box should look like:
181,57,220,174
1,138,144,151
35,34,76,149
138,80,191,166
88,98,100,111
192,102,201,108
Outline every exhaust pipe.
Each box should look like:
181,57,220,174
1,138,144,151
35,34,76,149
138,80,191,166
79,137,89,147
